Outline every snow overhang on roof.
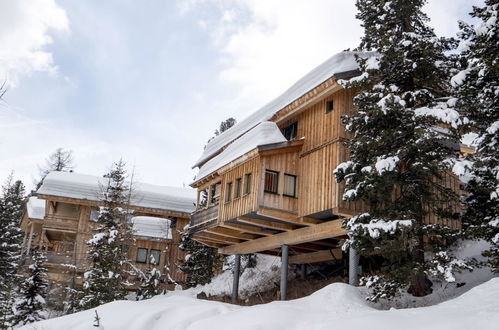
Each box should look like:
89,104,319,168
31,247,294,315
193,121,287,184
37,171,197,214
27,196,45,220
193,51,374,169
131,216,172,239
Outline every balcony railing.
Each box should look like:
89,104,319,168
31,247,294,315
190,204,219,227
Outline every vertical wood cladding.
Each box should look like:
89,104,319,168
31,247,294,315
219,157,261,222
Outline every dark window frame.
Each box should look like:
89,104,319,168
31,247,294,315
326,100,334,113
264,170,280,194
244,173,252,195
149,249,161,265
225,182,233,203
282,122,298,141
136,248,148,264
283,173,297,198
234,178,242,199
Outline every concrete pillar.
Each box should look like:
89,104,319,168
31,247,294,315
280,244,289,301
349,247,359,286
231,254,241,303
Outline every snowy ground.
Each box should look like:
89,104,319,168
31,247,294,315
20,240,497,330
20,277,499,330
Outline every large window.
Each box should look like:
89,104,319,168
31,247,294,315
264,170,279,194
244,173,252,195
209,183,221,205
235,178,242,199
225,182,233,202
149,249,161,265
283,174,297,198
136,248,148,264
198,188,208,209
282,122,298,141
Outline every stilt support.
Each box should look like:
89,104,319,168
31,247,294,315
280,244,289,300
349,247,359,286
231,254,241,303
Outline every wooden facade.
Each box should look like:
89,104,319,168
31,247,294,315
189,74,463,264
19,196,190,290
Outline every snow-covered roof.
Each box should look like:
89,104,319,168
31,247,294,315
194,122,287,183
37,172,196,214
26,196,45,220
132,216,172,239
193,51,373,169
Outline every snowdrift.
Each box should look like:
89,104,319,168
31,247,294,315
21,277,499,330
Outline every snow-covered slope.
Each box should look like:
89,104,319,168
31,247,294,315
22,277,499,330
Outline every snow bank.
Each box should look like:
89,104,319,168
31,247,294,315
194,122,287,182
131,216,172,239
193,51,375,169
22,277,499,330
26,196,45,220
37,172,196,213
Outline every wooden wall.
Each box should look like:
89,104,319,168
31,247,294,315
260,151,300,213
219,156,260,222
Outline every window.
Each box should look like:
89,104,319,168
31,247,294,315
264,170,279,194
198,188,208,208
283,174,297,197
235,178,242,199
244,173,252,195
209,183,221,205
149,249,161,265
282,122,298,141
225,182,233,202
54,202,79,218
90,207,100,221
136,248,148,264
326,100,334,113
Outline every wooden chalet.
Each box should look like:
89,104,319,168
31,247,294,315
188,51,463,300
19,171,196,290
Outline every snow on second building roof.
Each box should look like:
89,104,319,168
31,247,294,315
132,216,172,239
194,121,287,183
37,171,196,214
193,51,374,169
27,196,45,220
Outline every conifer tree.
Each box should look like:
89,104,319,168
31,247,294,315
0,174,25,328
455,0,499,271
79,160,134,310
136,267,162,301
178,234,221,288
334,0,466,300
12,250,48,326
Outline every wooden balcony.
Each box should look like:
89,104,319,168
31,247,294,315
190,204,219,227
43,216,78,231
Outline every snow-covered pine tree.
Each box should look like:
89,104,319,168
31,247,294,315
0,174,26,328
136,267,162,301
334,0,466,300
12,250,48,326
454,0,499,272
79,160,134,310
35,148,74,190
178,234,221,288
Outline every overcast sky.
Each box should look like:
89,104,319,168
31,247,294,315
0,0,484,190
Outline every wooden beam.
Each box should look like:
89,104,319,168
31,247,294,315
219,219,345,255
237,217,296,232
220,222,274,236
292,243,327,252
256,207,321,226
193,237,225,248
204,227,260,240
195,232,243,244
289,249,343,264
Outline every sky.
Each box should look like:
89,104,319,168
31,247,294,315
0,0,484,191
